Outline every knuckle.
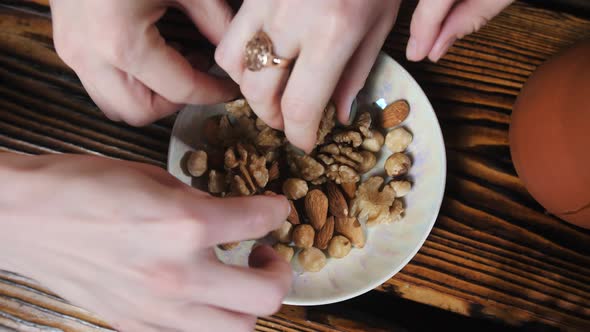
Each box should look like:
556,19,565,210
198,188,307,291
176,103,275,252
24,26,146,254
470,15,490,34
100,28,139,68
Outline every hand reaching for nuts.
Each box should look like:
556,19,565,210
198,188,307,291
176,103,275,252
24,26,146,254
0,154,292,332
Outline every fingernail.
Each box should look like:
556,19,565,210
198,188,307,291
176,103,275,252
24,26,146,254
345,97,358,126
406,36,419,61
429,37,456,63
249,245,276,268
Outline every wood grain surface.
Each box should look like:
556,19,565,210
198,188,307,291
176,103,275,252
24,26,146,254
0,0,589,331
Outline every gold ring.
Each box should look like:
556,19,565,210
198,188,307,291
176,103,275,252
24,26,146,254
244,31,293,71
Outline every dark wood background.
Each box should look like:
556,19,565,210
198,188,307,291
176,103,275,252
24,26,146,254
0,0,589,331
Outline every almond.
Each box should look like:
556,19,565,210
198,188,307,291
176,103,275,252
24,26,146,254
305,189,329,230
335,217,365,248
287,200,300,225
314,216,334,250
326,182,349,217
381,100,409,128
340,182,357,200
268,161,280,181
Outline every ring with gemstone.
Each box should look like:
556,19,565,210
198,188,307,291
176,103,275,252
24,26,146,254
244,31,294,71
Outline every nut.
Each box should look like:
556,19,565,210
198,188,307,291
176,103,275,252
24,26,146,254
333,131,363,147
328,235,352,258
362,130,385,152
320,144,340,155
326,164,360,184
326,182,349,217
256,127,283,150
239,164,257,192
390,180,412,197
235,116,258,142
314,216,334,250
298,247,327,272
219,242,239,250
358,151,377,174
282,178,308,200
186,150,208,177
248,154,269,188
268,161,280,181
355,111,372,138
334,217,365,248
311,176,327,185
225,98,252,118
287,200,300,225
384,153,411,177
272,221,293,243
231,174,251,196
207,149,225,170
255,117,268,131
316,154,335,166
390,199,404,219
305,189,329,230
263,190,277,196
293,224,315,248
224,147,239,169
208,170,226,194
382,100,409,128
273,243,294,262
290,154,325,181
339,147,364,164
349,176,396,226
340,182,357,200
316,102,336,145
385,127,413,153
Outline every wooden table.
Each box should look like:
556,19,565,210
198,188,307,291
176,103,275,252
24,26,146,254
1,1,589,331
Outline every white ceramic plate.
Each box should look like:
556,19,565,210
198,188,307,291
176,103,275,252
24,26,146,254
167,52,446,306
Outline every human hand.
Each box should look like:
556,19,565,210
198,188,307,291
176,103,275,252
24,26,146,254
0,154,291,332
215,0,402,152
49,0,239,126
406,0,514,62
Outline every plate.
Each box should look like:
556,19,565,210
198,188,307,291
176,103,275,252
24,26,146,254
167,52,446,305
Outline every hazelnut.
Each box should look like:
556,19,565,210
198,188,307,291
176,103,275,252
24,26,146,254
385,127,413,153
186,150,208,177
358,151,377,174
384,153,411,177
328,235,352,258
390,180,412,197
273,243,294,262
298,247,327,272
272,221,293,243
362,130,385,152
282,178,308,200
293,224,315,248
208,170,226,194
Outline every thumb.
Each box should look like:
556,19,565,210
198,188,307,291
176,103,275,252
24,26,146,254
192,194,290,247
428,0,513,62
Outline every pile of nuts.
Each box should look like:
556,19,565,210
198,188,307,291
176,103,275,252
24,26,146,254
184,98,414,272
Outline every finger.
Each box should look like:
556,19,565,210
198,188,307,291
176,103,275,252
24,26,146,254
428,0,513,62
109,25,239,105
406,0,456,62
179,0,234,45
77,61,180,126
214,0,267,84
193,245,292,316
333,9,399,125
192,195,290,247
240,28,300,130
281,37,363,152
